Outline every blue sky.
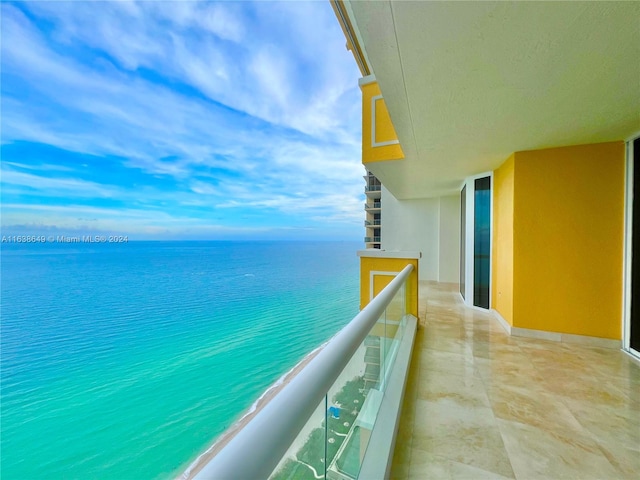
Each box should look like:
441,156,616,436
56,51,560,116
0,1,364,240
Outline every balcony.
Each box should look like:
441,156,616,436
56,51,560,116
364,237,381,243
364,202,381,211
365,190,382,199
364,220,381,227
364,185,381,192
186,266,639,479
391,282,640,479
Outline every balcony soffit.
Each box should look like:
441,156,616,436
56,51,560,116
347,0,640,199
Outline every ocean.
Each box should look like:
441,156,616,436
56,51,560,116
0,241,360,479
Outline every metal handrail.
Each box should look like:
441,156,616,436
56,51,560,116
194,264,414,480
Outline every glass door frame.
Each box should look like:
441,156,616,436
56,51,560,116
460,171,493,310
623,132,640,359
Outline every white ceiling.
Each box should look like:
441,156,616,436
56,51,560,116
347,1,640,199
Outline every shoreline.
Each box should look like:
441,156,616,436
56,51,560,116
179,343,326,480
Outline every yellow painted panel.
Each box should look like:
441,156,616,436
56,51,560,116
373,98,397,144
492,154,515,326
359,256,419,318
373,274,394,298
360,81,404,164
512,142,625,339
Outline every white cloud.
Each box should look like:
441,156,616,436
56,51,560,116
0,1,365,239
1,169,117,198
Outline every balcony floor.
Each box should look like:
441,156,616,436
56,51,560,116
391,282,640,479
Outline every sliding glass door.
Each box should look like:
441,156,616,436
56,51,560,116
460,174,492,309
460,185,466,299
630,137,640,354
474,177,491,308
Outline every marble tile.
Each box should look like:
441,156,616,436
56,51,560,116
474,357,545,390
422,323,466,341
391,282,640,480
418,349,476,378
508,335,565,353
412,399,515,478
527,347,592,371
464,330,513,345
422,335,474,356
567,400,640,452
468,341,534,365
497,418,622,480
542,375,635,409
417,368,491,409
390,432,412,480
408,450,515,480
389,463,408,480
407,451,450,479
486,383,586,437
596,443,640,478
449,460,515,480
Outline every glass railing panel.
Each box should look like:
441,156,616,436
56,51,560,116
325,328,377,480
270,278,408,480
383,283,406,381
269,396,328,480
357,280,407,475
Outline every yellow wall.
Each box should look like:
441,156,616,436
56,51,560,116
359,257,418,318
492,154,515,326
492,142,625,339
360,81,404,164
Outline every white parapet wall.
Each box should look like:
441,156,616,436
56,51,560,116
381,186,460,283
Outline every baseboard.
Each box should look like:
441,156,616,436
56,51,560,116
622,349,640,365
559,332,621,349
510,326,561,342
490,310,621,349
490,309,511,335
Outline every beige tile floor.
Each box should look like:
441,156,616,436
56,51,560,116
390,282,640,480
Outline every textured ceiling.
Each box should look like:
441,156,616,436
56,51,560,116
348,1,640,199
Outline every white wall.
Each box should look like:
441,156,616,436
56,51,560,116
381,186,460,283
438,195,461,283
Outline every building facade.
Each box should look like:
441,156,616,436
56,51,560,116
333,0,640,356
364,170,381,249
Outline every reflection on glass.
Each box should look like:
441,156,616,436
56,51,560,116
460,184,466,299
269,398,327,479
474,177,491,309
326,340,369,479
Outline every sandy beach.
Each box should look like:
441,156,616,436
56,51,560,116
179,345,325,480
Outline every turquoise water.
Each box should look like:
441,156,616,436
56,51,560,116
0,241,360,479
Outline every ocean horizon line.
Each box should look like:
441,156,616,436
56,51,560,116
1,236,362,244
